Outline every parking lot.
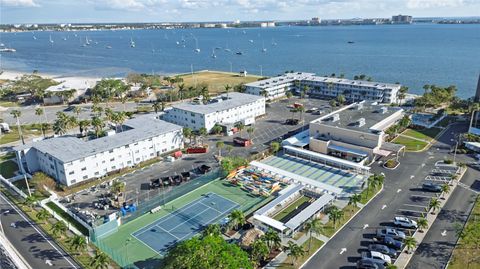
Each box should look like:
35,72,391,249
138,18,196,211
61,97,331,225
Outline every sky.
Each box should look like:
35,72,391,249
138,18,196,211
1,0,480,24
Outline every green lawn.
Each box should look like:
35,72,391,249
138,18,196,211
1,124,44,145
0,101,19,107
98,178,272,267
0,160,18,178
273,196,310,221
449,198,480,269
178,71,261,95
321,204,359,238
277,237,324,269
393,136,428,151
403,128,441,141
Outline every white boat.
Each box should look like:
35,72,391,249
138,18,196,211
224,42,231,52
106,45,112,49
49,35,54,44
0,47,16,52
130,37,136,48
249,39,254,43
261,41,267,52
211,49,216,58
176,41,180,45
271,38,277,46
193,37,200,53
32,35,37,40
63,37,67,41
85,37,91,46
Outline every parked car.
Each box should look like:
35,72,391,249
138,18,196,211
377,227,406,240
362,251,391,265
368,244,397,258
422,182,443,192
357,258,384,269
285,119,300,125
393,216,417,229
64,106,75,112
377,236,403,250
306,107,318,113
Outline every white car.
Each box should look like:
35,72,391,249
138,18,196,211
394,216,418,229
370,251,392,264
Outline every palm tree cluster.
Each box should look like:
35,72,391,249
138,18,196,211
284,241,306,266
90,79,130,106
1,74,59,102
364,173,385,198
249,229,282,267
414,84,457,110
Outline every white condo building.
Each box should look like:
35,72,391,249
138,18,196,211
14,116,183,186
163,92,266,131
245,72,401,104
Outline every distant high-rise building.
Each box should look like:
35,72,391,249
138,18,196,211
474,74,480,102
392,15,413,24
311,17,321,24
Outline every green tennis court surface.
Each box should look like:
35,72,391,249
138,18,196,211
96,177,273,268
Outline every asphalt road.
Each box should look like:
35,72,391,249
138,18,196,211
303,123,475,269
0,192,79,269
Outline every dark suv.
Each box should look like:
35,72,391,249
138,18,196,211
422,182,442,192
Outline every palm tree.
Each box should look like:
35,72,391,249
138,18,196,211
67,235,87,254
348,194,361,211
417,217,428,232
198,127,207,145
36,208,51,224
327,206,344,229
284,241,305,266
91,116,104,138
441,184,451,199
182,127,192,145
10,110,25,144
23,195,37,210
304,218,323,251
263,229,281,251
404,236,417,254
285,90,293,99
301,85,309,99
260,89,268,99
177,83,186,100
216,141,225,157
227,209,245,231
90,250,109,269
250,238,269,266
73,106,82,119
50,221,67,238
296,105,305,123
429,198,441,215
290,107,298,121
202,224,221,237
35,107,44,124
234,122,245,137
111,180,125,195
246,126,255,142
224,84,231,98
226,145,234,155
78,120,90,136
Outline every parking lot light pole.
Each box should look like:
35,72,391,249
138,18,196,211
451,138,459,164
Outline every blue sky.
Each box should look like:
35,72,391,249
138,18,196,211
1,0,479,24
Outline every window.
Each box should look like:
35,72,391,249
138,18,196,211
111,166,116,170
83,175,88,179
71,179,76,184
94,171,99,175
69,171,74,175
81,167,87,171
109,149,114,153
110,158,115,162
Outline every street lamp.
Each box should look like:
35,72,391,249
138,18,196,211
451,138,459,164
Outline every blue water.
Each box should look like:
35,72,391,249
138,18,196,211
1,24,479,98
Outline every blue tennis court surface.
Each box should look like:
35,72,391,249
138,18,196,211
132,193,239,255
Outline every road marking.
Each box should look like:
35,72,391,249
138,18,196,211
0,193,78,268
363,224,369,230
398,209,427,214
45,259,53,266
422,163,426,167
397,189,402,193
429,156,435,159
410,175,415,179
381,205,387,210
339,248,347,255
441,230,447,237
403,204,427,208
410,194,434,198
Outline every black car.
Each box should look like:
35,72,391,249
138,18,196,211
285,119,300,125
64,106,75,112
357,258,384,269
368,244,397,258
422,182,442,192
197,165,212,174
378,236,403,250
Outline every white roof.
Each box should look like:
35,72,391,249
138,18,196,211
255,184,304,215
283,145,370,172
282,129,310,147
253,214,288,232
284,193,334,230
46,77,98,92
250,160,343,195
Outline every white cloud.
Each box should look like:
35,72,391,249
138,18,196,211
406,0,465,9
1,0,39,7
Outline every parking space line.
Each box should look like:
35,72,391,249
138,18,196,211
403,204,428,208
397,209,427,214
410,194,435,198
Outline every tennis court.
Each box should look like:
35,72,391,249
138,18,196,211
262,154,365,192
132,193,239,255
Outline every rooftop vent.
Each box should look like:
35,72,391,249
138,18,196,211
331,113,340,122
357,118,366,127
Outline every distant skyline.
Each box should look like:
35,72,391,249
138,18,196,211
1,0,480,24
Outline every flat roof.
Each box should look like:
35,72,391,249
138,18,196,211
250,160,343,195
317,102,403,133
170,92,264,115
253,214,287,232
255,184,305,215
285,193,334,230
245,72,401,90
328,144,368,157
15,115,182,163
283,145,370,172
281,129,310,147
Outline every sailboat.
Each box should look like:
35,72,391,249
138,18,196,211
271,38,277,46
211,49,216,58
224,42,231,52
49,35,54,44
261,41,267,53
63,36,67,41
130,37,136,48
85,36,91,46
193,38,200,53
32,34,37,40
105,45,112,49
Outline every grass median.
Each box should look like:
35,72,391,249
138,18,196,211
277,237,324,269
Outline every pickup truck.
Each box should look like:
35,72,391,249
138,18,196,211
376,227,406,240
